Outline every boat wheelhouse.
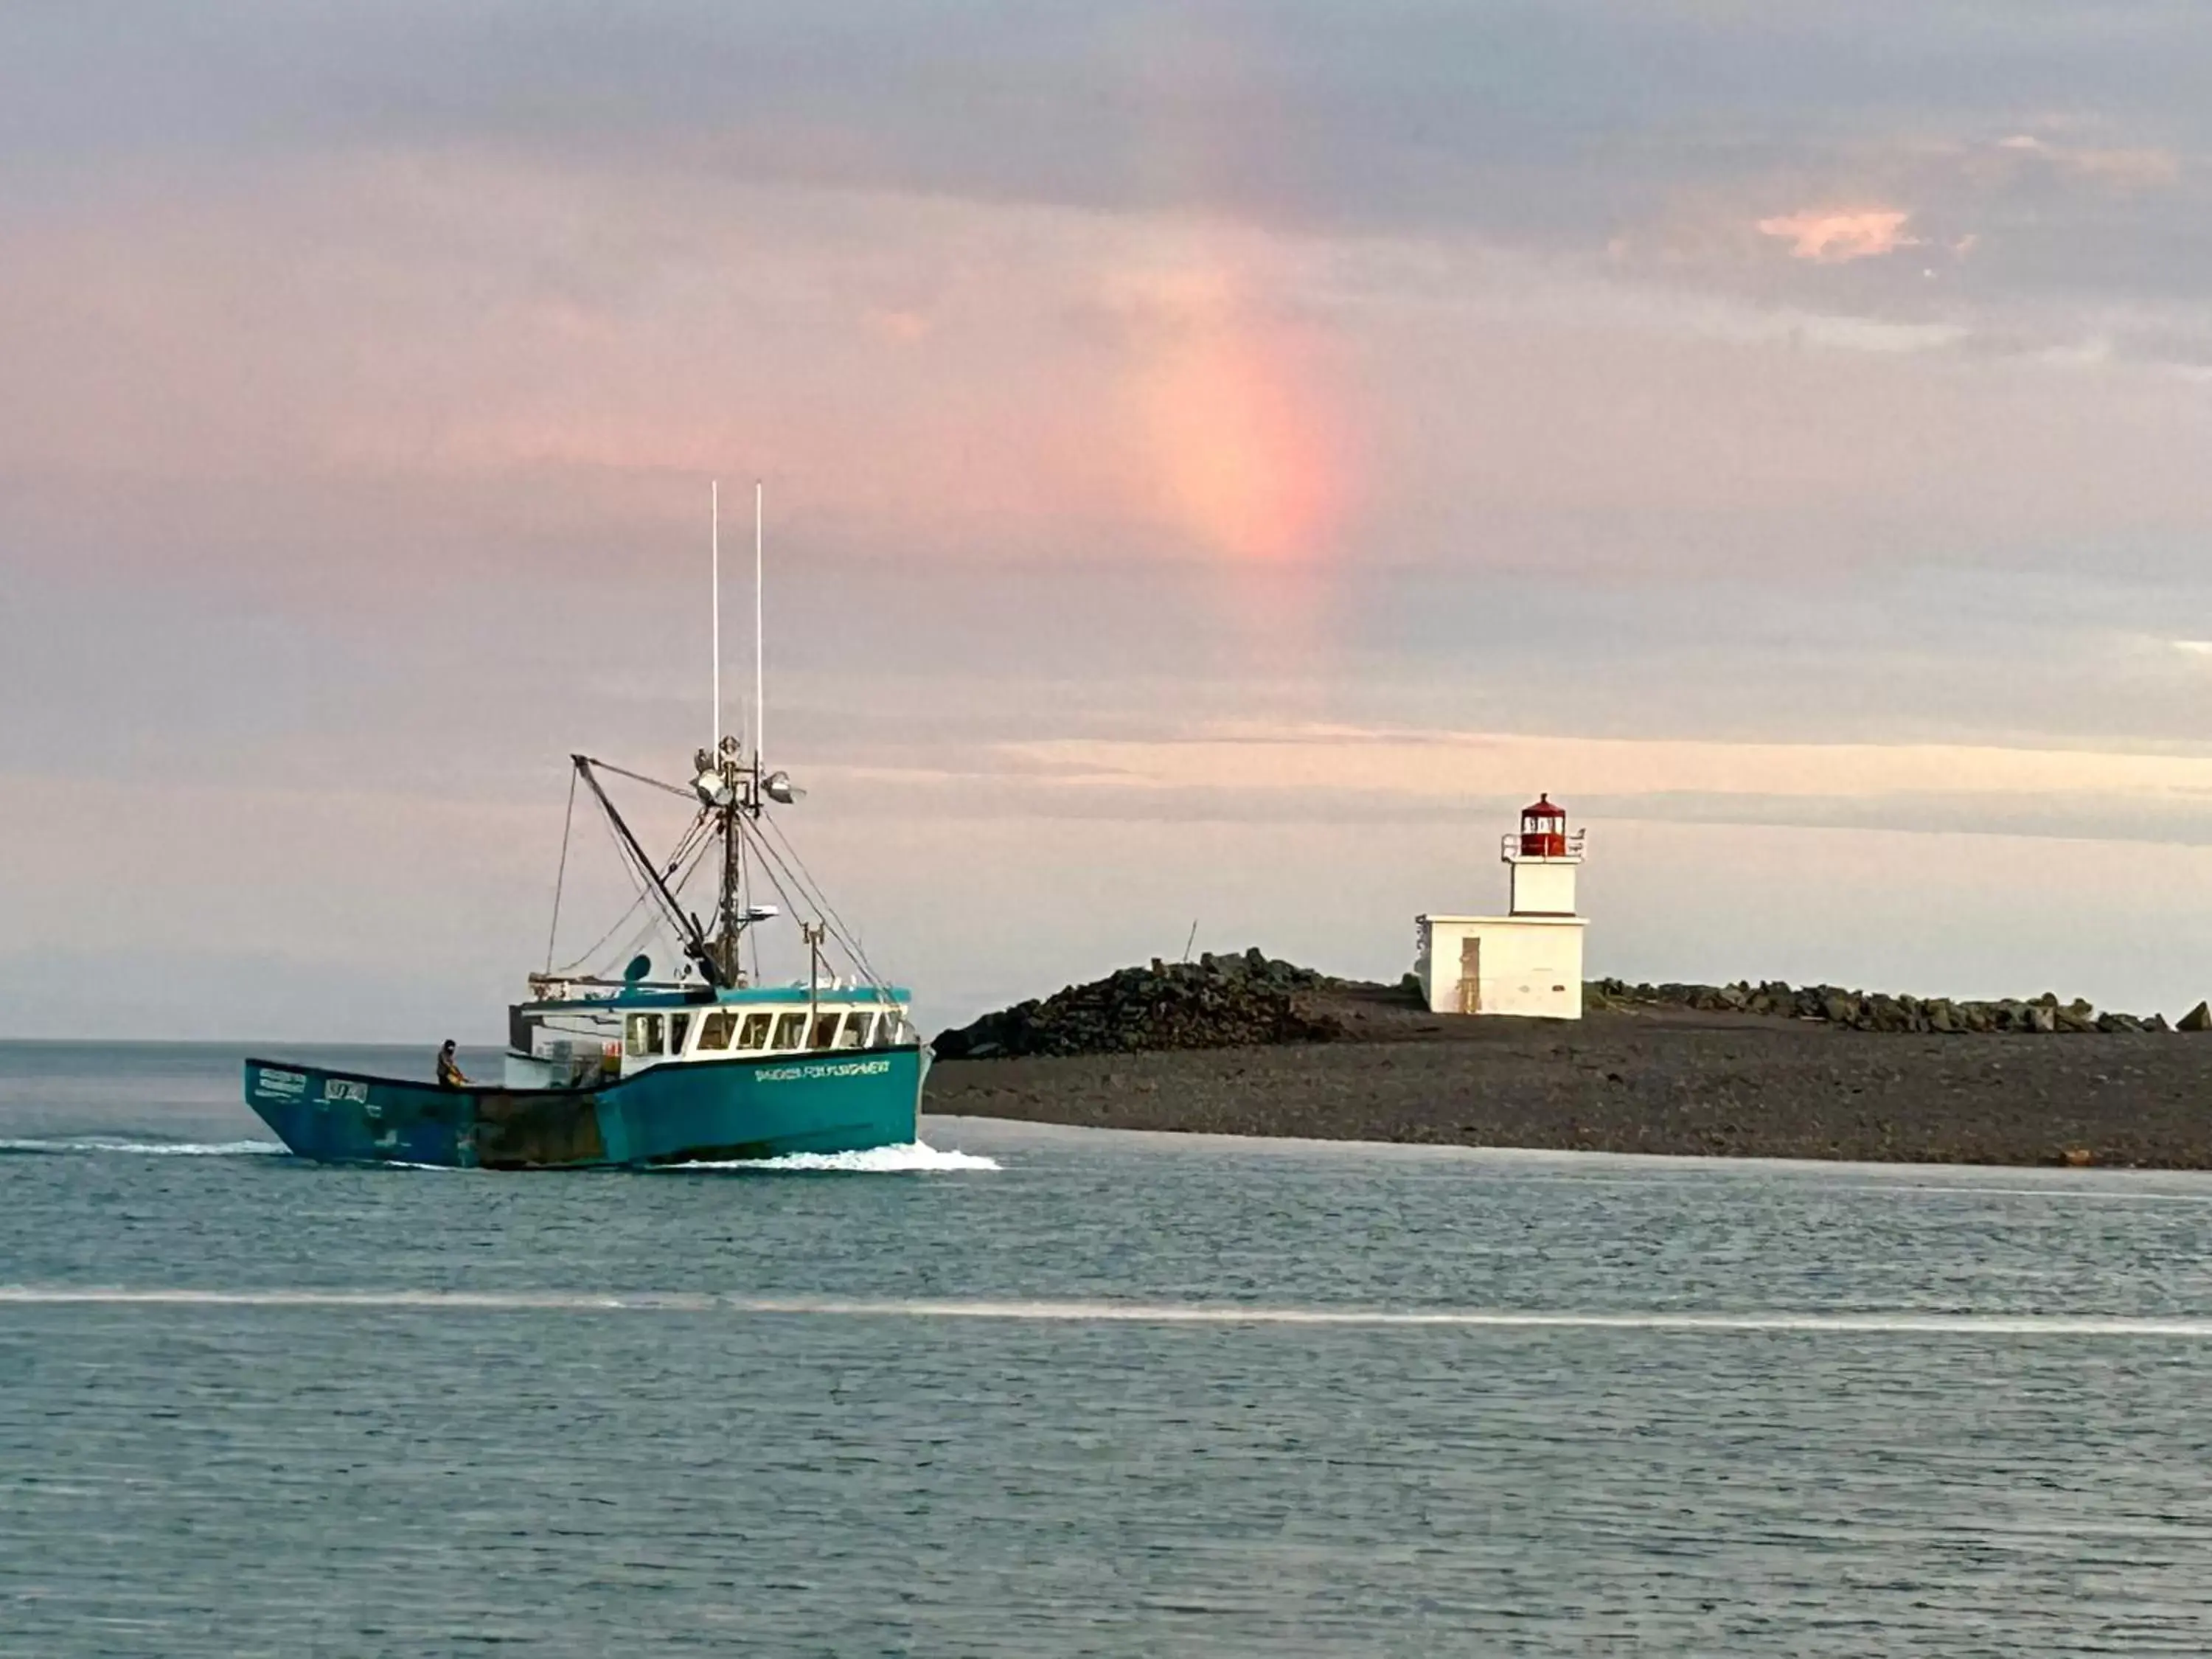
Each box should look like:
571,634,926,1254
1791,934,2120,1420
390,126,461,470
506,982,919,1089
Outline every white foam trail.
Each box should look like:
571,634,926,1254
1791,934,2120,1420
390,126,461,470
667,1141,1000,1173
0,1289,719,1310
0,1138,995,1171
2,1287,2209,1336
0,1138,287,1158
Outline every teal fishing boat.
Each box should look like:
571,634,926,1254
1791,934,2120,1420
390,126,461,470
244,483,925,1168
243,972,923,1169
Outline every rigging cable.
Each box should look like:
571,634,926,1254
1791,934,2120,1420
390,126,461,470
560,818,712,981
573,794,658,948
577,756,695,800
737,827,899,1032
743,816,891,1004
543,765,579,975
757,813,882,984
586,774,712,957
554,807,712,977
552,888,651,978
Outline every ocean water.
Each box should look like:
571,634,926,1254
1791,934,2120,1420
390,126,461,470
4,1043,2211,1655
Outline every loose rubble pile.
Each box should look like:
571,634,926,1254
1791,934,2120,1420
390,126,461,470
933,949,1344,1059
1587,978,2202,1035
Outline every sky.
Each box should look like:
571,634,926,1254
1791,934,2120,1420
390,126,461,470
7,1,2212,1039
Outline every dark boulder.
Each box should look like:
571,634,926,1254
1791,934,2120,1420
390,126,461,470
933,949,1342,1059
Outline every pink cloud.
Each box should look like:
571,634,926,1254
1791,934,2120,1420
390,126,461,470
862,306,934,343
1756,208,1916,264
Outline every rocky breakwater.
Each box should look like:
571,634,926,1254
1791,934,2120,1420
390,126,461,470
932,949,1346,1059
928,958,2212,1166
1587,978,2197,1035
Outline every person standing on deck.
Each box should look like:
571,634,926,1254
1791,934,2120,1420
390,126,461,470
436,1040,468,1088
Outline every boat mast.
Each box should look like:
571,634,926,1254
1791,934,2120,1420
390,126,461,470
712,480,720,757
701,479,748,986
672,477,787,987
754,478,765,803
690,478,776,987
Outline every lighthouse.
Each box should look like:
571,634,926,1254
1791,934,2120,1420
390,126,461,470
1414,795,1588,1019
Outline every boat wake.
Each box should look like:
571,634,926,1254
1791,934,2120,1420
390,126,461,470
668,1141,1001,1174
0,1138,995,1171
0,1138,288,1158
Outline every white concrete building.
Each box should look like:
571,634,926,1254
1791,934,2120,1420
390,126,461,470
1416,795,1587,1020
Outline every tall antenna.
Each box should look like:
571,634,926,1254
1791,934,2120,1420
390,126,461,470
754,478,765,765
711,479,721,751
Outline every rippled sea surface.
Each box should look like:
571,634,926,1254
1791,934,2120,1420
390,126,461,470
5,1040,2211,1656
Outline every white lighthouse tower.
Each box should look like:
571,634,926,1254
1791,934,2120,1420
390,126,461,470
1415,795,1588,1019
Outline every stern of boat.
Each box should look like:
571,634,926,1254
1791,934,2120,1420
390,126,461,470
243,1060,479,1167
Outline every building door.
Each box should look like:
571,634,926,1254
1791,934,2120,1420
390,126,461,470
1458,936,1481,1015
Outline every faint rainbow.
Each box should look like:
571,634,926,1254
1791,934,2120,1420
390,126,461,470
1113,12,1356,568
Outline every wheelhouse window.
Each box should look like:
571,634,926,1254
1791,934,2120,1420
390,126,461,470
834,1012,872,1049
669,1013,691,1055
770,1012,807,1051
625,1013,665,1057
697,1011,737,1052
807,1012,842,1050
736,1012,773,1051
874,1013,909,1047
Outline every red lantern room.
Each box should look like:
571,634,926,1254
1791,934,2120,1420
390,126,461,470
1518,793,1569,858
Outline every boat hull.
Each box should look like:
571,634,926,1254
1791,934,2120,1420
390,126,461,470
241,1048,924,1169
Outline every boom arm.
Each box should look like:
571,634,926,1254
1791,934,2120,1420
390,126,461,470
571,754,726,988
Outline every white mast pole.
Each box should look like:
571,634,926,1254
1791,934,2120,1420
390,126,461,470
754,478,765,766
711,479,721,751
